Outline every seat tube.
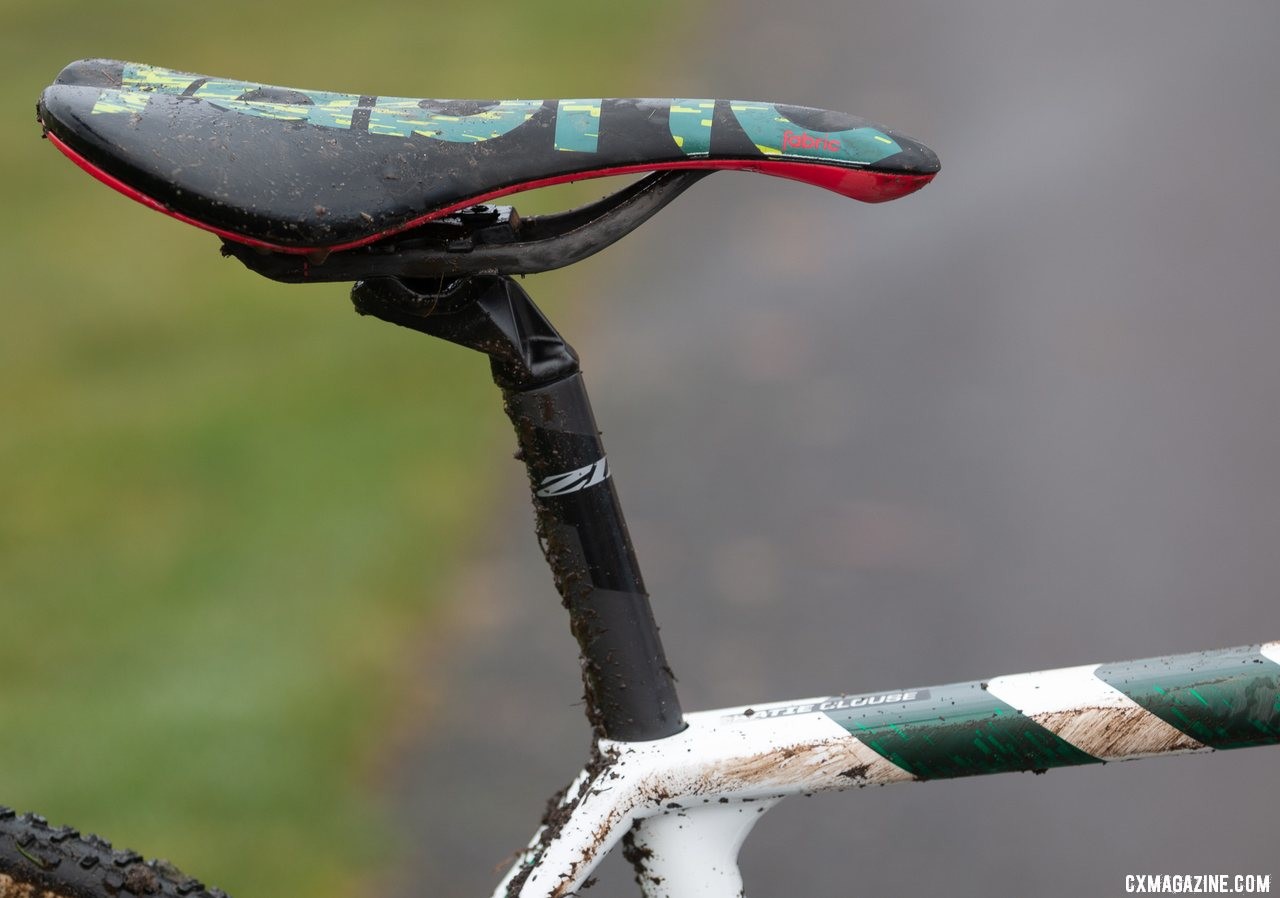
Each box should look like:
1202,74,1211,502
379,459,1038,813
502,371,685,741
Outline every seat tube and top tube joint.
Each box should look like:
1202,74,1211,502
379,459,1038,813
350,274,684,742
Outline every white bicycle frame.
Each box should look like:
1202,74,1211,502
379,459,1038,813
497,642,1280,898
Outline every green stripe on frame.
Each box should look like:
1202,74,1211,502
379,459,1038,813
1095,646,1280,750
825,682,1101,780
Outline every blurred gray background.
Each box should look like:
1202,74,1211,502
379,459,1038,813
387,1,1280,895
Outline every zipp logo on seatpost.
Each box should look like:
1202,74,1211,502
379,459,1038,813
536,457,611,498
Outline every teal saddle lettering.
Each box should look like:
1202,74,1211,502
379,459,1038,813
38,60,939,252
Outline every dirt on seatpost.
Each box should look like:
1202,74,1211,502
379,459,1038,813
384,2,1280,896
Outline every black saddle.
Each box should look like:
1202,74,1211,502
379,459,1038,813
37,60,939,257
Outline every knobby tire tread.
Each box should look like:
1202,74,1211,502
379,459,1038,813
0,808,229,898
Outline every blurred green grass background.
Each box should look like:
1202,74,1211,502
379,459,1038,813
0,4,686,896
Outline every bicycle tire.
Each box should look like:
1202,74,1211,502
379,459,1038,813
0,808,228,898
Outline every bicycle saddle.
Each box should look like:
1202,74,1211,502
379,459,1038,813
37,59,940,255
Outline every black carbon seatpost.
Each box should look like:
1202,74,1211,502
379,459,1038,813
351,274,684,741
501,372,682,740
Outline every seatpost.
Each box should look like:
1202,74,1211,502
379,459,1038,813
351,274,684,741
